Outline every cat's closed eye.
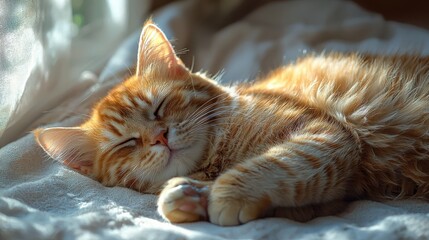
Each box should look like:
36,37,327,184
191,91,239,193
115,138,138,149
154,98,166,120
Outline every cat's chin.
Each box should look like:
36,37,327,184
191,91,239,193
162,142,206,176
165,147,193,168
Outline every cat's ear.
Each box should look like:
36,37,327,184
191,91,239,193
136,20,188,77
34,127,95,176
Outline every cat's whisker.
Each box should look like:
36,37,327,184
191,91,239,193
190,109,244,127
184,93,231,121
188,108,231,126
186,103,235,124
123,164,139,186
186,110,245,130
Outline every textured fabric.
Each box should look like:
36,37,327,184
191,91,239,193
0,0,72,146
1,0,429,239
0,0,148,146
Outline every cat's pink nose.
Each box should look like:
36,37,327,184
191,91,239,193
151,129,169,146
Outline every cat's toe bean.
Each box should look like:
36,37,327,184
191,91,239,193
158,178,209,223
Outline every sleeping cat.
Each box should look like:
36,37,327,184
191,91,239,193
34,21,429,226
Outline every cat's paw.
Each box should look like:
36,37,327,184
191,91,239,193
157,177,209,223
208,185,271,226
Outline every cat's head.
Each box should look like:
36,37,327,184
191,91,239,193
34,21,227,193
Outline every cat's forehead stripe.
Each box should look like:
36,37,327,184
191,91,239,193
134,97,149,109
102,109,123,121
136,92,152,104
131,132,140,138
145,90,154,100
122,95,135,107
102,130,118,141
109,121,125,135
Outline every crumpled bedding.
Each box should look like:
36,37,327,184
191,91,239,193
1,0,429,239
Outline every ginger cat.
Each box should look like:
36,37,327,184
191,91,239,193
35,21,429,226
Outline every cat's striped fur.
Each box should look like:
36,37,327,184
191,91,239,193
35,22,429,226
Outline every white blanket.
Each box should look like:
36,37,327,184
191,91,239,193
2,1,429,239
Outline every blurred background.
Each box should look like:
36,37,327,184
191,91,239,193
0,0,428,147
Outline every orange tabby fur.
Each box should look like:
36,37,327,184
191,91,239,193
35,21,429,226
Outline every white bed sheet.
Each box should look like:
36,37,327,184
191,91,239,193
1,1,429,239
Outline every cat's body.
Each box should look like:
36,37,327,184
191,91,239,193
35,22,429,226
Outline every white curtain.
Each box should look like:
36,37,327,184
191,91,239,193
0,0,149,146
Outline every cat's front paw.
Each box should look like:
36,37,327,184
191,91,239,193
208,184,271,226
157,177,210,223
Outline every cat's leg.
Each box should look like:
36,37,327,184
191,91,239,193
157,178,349,224
208,119,361,226
157,177,212,223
